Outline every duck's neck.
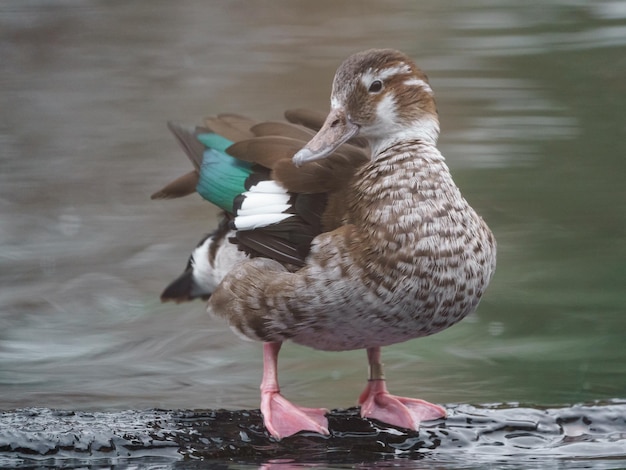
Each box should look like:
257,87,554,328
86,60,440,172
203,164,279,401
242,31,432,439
349,140,459,236
367,114,440,159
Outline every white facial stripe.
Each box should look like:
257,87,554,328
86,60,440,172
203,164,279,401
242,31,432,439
360,63,413,89
376,93,397,124
403,78,433,94
378,63,412,80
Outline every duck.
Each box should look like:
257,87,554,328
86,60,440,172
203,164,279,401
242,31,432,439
153,48,497,440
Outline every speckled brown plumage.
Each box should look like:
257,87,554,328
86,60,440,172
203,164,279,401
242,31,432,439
208,50,496,351
209,140,495,351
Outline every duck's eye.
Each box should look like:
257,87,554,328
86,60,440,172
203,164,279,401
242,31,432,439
368,80,383,93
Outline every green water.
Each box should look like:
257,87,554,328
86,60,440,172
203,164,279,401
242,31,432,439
1,0,625,468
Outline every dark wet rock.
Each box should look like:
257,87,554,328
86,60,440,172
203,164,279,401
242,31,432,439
0,402,625,466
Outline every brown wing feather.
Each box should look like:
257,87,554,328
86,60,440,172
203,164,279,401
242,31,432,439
151,170,199,200
217,113,257,130
322,189,350,231
284,108,326,131
336,142,370,161
167,122,207,171
272,150,368,193
204,114,256,142
226,136,304,168
152,122,209,200
284,108,369,148
251,121,315,141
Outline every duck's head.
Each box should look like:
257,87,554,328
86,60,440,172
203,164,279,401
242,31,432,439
293,48,439,166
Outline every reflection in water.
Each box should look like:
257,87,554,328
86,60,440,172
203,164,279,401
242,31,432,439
1,0,625,467
440,76,578,168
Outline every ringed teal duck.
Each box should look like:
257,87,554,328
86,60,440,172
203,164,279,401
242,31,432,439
154,48,497,440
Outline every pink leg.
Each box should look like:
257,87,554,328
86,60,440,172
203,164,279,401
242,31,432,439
358,347,446,430
260,342,329,440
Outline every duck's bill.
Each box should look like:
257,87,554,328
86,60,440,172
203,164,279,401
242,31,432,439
292,108,359,167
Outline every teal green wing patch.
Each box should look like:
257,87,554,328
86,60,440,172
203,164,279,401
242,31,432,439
196,133,254,212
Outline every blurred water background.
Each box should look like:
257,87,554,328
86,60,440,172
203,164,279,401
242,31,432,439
1,0,625,468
